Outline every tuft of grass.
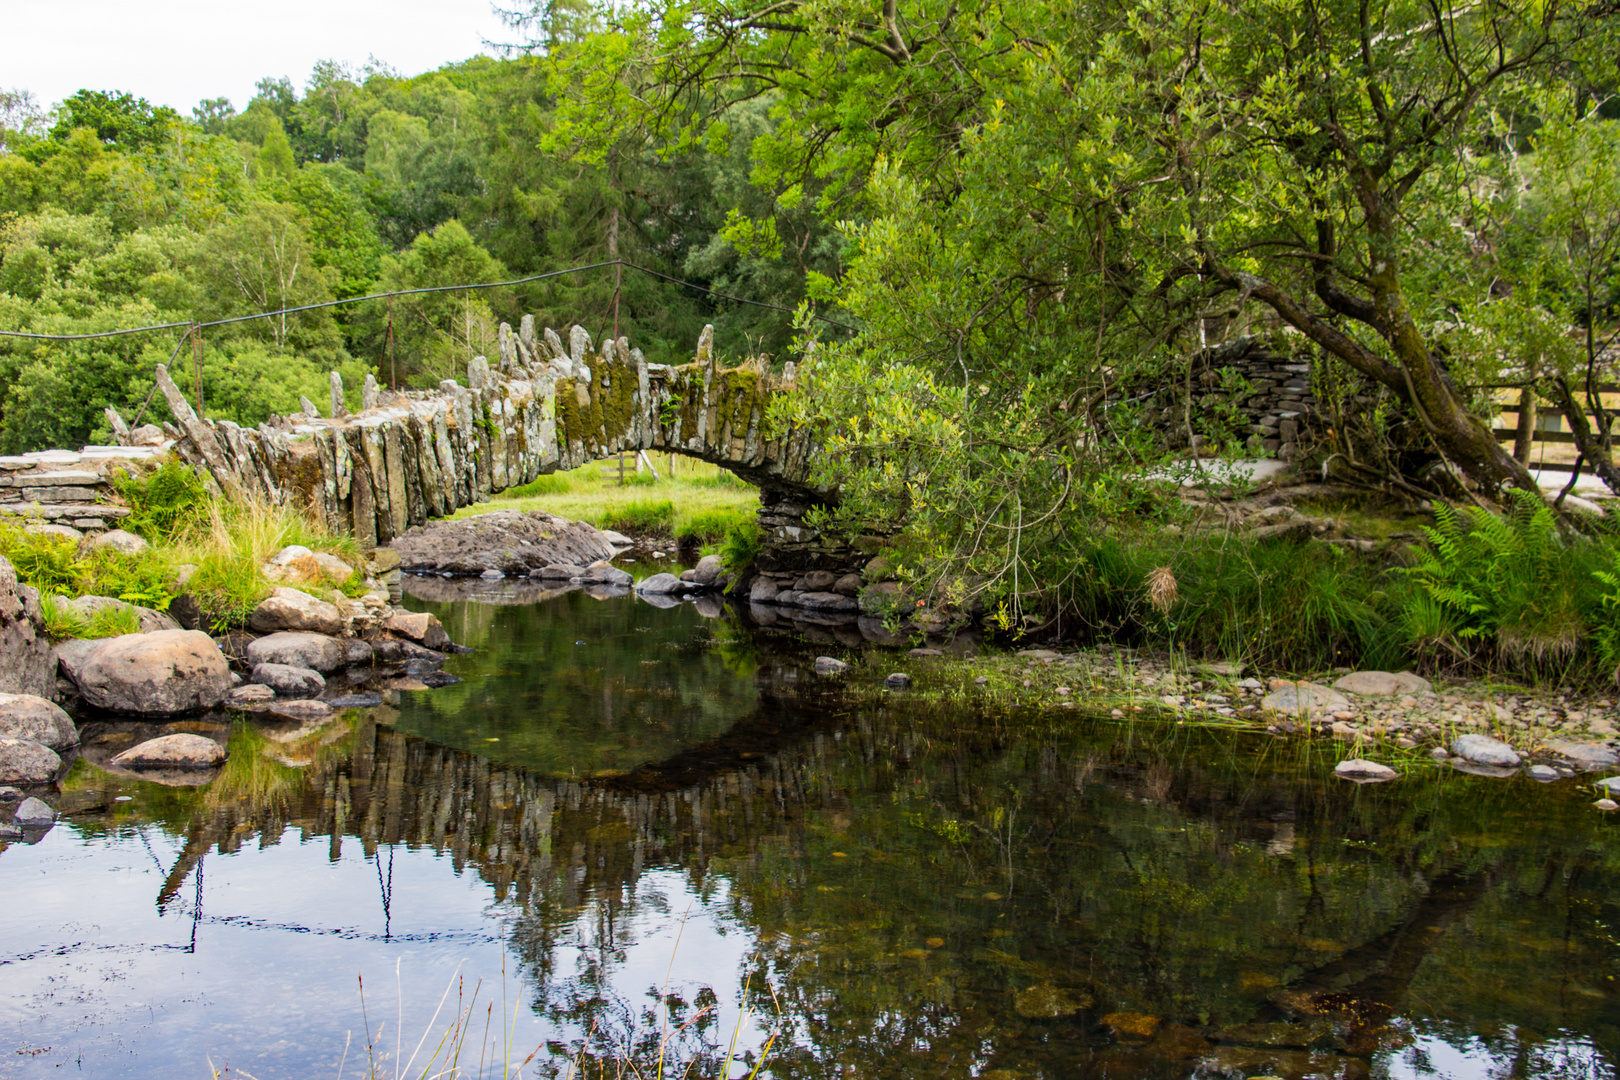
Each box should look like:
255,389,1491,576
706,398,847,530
86,604,141,638
601,498,676,535
676,506,754,547
39,595,87,641
503,473,573,498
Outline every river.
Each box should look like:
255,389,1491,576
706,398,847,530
1,575,1615,1079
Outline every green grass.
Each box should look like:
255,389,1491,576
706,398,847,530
455,458,760,541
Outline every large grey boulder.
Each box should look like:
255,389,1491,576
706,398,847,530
1261,681,1351,717
534,563,585,580
110,733,225,769
250,663,326,699
52,638,98,685
388,510,616,576
0,736,60,784
248,587,343,636
1451,733,1521,768
1332,670,1432,696
11,796,55,825
0,554,53,699
0,693,77,750
75,630,232,714
246,632,346,673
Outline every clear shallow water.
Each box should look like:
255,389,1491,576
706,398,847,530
1,582,1617,1079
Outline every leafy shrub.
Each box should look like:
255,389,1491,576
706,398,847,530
112,460,210,540
601,499,675,535
78,548,175,610
676,507,753,546
0,526,82,594
503,473,572,498
719,519,762,573
1593,557,1620,684
1401,491,1609,672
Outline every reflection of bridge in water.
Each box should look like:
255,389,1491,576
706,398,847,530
127,668,1618,1080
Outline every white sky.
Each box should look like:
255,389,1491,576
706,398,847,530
2,0,521,118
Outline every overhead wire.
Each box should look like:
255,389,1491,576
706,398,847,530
0,258,857,342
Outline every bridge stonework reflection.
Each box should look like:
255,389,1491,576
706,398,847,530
133,321,820,547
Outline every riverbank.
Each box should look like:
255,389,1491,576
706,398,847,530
823,644,1620,787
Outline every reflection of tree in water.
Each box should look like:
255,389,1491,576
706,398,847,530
87,688,1620,1080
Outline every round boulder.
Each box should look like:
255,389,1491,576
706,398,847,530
110,732,225,769
11,796,55,825
0,736,61,784
87,529,149,557
248,587,343,636
1331,670,1432,696
75,630,232,714
0,692,78,750
250,662,326,699
224,683,276,708
1451,733,1521,768
635,572,687,595
245,632,346,674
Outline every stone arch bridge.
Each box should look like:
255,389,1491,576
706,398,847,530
125,320,821,550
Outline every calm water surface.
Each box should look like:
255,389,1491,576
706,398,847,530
0,577,1616,1079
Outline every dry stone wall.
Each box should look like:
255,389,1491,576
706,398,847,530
119,322,823,546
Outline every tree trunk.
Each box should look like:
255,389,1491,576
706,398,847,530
1548,376,1620,494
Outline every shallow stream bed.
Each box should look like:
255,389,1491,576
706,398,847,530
1,581,1616,1079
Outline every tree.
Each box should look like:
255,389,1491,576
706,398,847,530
41,90,180,154
193,201,341,353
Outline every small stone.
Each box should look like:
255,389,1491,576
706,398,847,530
111,733,224,769
1545,741,1619,771
250,663,326,699
326,692,384,709
479,569,504,580
908,647,943,657
885,672,913,690
1429,747,1450,761
1595,776,1620,796
1261,681,1351,717
11,796,54,825
1596,798,1619,810
973,676,989,685
1334,758,1398,781
813,657,848,675
1451,733,1521,767
1055,686,1071,696
1527,764,1559,782
224,684,275,707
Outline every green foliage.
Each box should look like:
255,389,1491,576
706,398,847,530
1594,560,1620,685
112,460,210,539
0,527,81,594
717,518,761,573
41,90,180,154
1402,492,1612,672
600,498,674,535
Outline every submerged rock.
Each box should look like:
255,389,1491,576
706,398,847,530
814,657,848,675
885,672,913,690
111,732,225,769
1014,984,1091,1018
0,692,78,750
76,630,232,714
1451,733,1521,768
